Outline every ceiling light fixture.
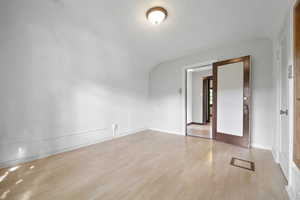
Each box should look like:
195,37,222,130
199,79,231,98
146,7,168,25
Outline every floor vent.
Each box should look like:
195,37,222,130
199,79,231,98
230,157,255,171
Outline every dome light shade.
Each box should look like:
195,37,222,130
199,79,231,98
146,7,168,25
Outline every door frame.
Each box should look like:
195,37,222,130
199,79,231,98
274,43,282,163
279,33,292,181
202,76,213,124
212,56,251,148
274,14,296,181
278,31,291,181
183,61,215,136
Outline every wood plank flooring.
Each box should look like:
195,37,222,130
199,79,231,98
187,123,212,138
0,130,288,200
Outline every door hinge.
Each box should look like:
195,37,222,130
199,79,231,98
280,109,288,115
288,65,293,79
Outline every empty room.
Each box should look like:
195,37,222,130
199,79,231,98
1,0,300,199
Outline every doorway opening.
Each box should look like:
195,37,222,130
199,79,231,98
186,65,213,139
184,56,251,148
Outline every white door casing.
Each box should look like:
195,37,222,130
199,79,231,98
279,35,290,181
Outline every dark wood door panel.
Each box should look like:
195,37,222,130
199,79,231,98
212,56,251,148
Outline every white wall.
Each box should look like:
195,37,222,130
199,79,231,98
0,0,149,167
149,39,276,148
187,71,193,124
190,69,212,123
192,72,203,123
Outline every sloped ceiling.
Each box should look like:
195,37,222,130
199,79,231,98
42,0,293,70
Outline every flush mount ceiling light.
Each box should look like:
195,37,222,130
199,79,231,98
146,7,168,25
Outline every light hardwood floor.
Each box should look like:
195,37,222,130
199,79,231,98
0,130,288,200
187,123,212,138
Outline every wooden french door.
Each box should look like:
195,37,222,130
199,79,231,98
212,56,251,148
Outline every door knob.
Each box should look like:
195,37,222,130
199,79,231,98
280,109,288,115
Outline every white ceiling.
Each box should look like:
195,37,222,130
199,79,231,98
55,0,292,70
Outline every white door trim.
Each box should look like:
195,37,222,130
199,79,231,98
182,60,216,136
277,29,291,181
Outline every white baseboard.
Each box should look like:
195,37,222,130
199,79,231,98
0,128,146,169
118,128,147,137
251,143,272,150
286,185,295,200
149,128,184,136
271,148,279,163
149,131,274,149
286,162,300,200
